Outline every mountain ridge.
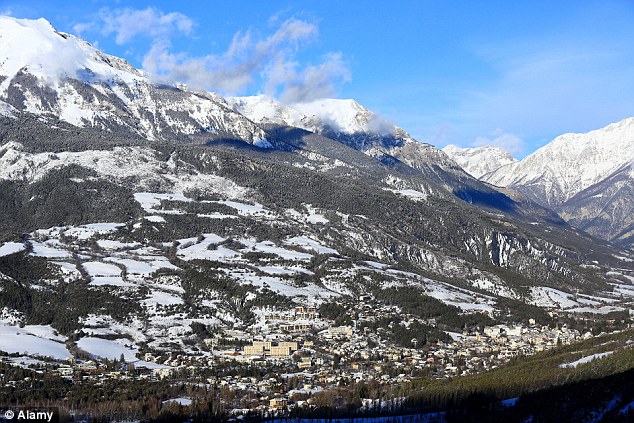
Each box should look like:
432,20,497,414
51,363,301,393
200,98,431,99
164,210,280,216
484,117,634,207
443,118,634,248
0,16,270,146
441,144,518,179
0,16,631,341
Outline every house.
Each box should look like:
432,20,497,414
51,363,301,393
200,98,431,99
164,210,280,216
326,326,353,339
298,357,313,369
252,341,272,351
484,325,507,337
270,397,288,408
295,306,317,320
281,323,312,332
77,361,98,372
268,346,292,358
278,341,299,351
56,366,73,377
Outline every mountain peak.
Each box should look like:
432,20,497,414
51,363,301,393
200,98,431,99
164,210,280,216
291,98,396,136
442,144,517,179
226,95,307,128
0,17,269,145
0,16,143,91
484,116,634,206
229,95,399,138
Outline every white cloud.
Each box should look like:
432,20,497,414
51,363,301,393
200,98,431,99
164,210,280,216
75,7,193,44
274,52,351,103
366,112,396,136
142,17,349,98
75,8,350,99
473,129,524,156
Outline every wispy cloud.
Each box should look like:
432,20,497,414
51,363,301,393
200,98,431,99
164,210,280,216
74,7,193,44
458,37,634,149
269,52,351,103
76,7,350,100
473,128,524,156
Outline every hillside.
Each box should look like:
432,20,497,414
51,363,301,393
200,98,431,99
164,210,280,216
0,15,633,422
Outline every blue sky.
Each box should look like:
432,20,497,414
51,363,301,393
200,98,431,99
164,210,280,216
2,0,634,157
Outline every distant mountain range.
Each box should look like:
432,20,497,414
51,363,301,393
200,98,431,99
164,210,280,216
441,145,518,179
443,119,634,249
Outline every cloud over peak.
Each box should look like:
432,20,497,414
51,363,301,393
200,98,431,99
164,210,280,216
75,8,350,101
473,128,525,156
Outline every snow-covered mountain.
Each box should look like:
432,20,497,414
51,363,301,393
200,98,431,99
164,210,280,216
470,118,634,248
228,95,402,149
557,162,634,247
442,145,518,179
228,96,397,136
229,94,469,182
0,16,531,213
483,118,634,207
226,95,311,129
0,16,269,146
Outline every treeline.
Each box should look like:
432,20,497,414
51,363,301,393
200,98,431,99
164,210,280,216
0,165,142,242
401,329,634,419
372,287,494,331
0,250,142,334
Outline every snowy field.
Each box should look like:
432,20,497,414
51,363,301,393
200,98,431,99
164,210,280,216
285,236,339,255
240,239,313,261
83,261,122,277
0,324,71,360
0,241,25,257
218,200,267,216
560,351,614,368
77,337,139,362
105,257,178,277
31,240,72,258
97,240,140,250
63,223,124,240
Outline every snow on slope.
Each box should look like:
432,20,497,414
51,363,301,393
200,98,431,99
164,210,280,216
0,242,25,257
226,95,308,128
228,95,397,136
0,141,251,200
560,351,614,369
442,145,517,178
292,98,396,135
77,337,139,362
557,162,634,246
0,16,143,91
0,16,269,145
0,324,71,359
484,117,634,206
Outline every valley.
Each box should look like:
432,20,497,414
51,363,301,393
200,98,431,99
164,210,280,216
0,14,633,422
